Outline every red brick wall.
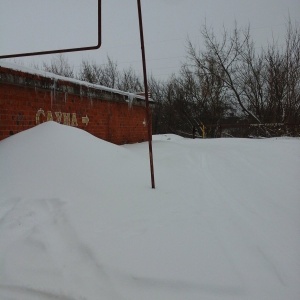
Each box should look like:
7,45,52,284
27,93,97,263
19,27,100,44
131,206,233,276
0,66,150,144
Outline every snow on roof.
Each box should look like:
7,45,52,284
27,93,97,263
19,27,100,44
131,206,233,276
0,60,153,103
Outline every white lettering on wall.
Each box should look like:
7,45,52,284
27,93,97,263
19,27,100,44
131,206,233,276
55,112,62,123
36,109,45,124
63,113,70,125
36,109,88,126
47,111,53,121
71,113,78,127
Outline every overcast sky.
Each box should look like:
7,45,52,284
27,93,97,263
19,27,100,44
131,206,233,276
1,0,299,81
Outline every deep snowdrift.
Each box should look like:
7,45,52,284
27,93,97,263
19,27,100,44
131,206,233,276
0,122,299,300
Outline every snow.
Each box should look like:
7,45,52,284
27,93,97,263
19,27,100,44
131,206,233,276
0,121,299,300
0,61,149,102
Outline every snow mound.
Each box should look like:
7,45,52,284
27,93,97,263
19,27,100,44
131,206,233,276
0,121,146,199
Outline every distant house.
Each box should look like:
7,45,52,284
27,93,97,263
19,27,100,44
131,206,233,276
0,62,154,144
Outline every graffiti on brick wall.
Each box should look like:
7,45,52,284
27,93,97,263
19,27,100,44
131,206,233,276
36,109,89,126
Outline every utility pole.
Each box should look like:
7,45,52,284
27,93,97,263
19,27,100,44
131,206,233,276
137,0,155,189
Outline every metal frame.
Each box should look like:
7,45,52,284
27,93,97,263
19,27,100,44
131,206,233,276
0,0,101,59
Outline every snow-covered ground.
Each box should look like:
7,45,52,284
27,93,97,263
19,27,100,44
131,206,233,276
0,121,299,300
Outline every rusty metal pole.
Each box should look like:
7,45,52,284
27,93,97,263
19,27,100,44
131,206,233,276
137,0,155,189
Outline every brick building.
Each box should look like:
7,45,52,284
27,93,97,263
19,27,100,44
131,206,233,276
0,62,154,144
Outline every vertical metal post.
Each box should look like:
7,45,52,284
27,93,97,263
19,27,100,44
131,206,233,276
137,0,155,189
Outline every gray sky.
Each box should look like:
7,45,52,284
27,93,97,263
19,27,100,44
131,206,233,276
1,0,300,81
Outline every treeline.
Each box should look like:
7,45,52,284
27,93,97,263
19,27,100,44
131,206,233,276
39,21,300,137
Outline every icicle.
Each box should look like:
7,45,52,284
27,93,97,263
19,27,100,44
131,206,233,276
80,85,83,100
51,78,57,109
87,87,93,106
127,92,135,109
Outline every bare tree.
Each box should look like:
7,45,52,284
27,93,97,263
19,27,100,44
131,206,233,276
148,76,166,134
78,56,119,89
188,23,264,125
42,54,74,78
263,19,300,125
282,19,300,123
118,67,142,92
